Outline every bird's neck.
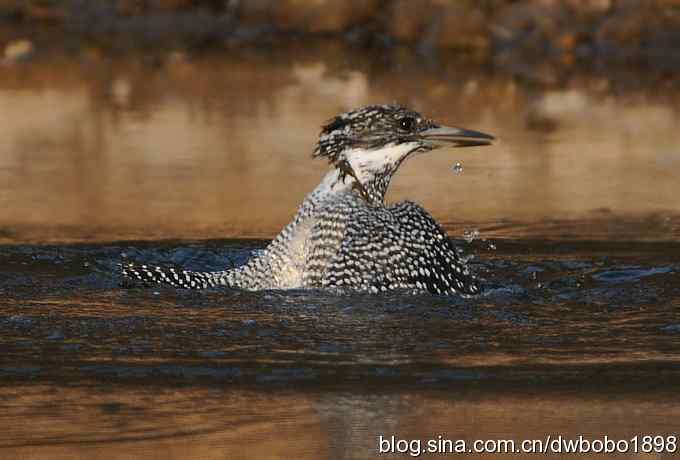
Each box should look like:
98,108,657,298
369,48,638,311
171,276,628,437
337,143,419,205
309,168,393,206
346,164,396,204
310,143,420,206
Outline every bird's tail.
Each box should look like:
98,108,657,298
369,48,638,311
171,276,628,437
121,262,224,289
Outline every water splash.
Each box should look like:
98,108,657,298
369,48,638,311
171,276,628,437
452,162,463,174
463,229,480,243
462,229,496,251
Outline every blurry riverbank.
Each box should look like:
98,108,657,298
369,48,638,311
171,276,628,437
2,0,680,71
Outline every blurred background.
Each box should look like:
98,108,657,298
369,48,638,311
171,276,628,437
2,2,680,460
1,0,679,243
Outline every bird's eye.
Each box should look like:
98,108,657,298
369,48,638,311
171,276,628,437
398,117,416,131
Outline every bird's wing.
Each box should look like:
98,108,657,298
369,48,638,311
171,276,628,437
321,200,480,295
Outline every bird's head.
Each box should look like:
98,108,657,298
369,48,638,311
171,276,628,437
313,104,494,203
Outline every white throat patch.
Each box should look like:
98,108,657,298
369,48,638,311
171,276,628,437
344,142,420,185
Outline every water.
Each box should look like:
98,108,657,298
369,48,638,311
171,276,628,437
1,239,679,458
1,46,680,243
1,240,679,381
1,45,680,459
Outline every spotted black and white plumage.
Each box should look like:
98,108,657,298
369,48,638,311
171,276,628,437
321,199,478,295
121,263,222,289
122,104,494,295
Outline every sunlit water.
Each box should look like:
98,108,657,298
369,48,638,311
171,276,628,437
1,45,680,242
1,45,680,459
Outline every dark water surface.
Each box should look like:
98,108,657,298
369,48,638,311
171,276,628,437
1,239,679,458
1,45,680,459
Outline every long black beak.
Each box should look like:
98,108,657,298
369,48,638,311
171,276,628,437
419,126,495,148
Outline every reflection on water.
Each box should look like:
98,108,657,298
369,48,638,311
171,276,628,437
1,385,679,460
1,44,680,459
0,45,679,242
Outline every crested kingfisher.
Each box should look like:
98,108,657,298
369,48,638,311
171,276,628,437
122,104,495,295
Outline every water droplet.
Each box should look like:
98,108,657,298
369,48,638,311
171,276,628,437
452,162,463,174
463,229,480,243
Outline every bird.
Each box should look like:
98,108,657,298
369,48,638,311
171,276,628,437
122,104,495,295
